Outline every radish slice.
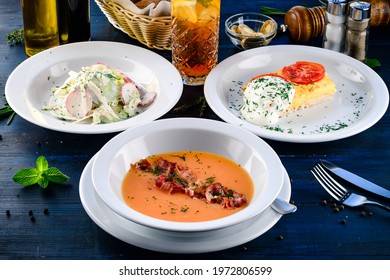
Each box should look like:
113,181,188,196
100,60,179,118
65,86,93,118
117,69,136,85
138,91,157,107
121,83,139,105
116,69,156,107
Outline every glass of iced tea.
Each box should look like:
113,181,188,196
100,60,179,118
171,0,221,86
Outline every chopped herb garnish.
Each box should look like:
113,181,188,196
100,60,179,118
175,177,188,188
167,172,178,180
266,125,285,133
152,166,163,175
318,121,348,132
171,154,186,161
226,189,234,198
205,176,216,184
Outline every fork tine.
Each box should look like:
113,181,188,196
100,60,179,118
313,165,343,198
312,164,349,200
315,164,348,195
311,167,342,201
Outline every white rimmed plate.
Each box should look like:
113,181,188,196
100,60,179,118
5,41,183,134
80,155,291,254
91,118,284,232
204,45,389,143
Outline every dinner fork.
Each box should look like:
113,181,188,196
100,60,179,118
311,164,390,212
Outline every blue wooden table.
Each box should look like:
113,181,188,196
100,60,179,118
0,0,389,260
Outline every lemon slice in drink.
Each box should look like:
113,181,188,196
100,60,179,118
198,5,219,21
172,0,198,23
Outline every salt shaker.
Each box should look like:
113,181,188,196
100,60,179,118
344,1,371,61
322,0,348,52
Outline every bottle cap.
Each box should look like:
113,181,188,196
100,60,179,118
327,0,348,15
348,1,371,20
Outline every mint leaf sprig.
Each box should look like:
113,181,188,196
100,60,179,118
13,156,69,189
1,95,16,125
365,58,381,69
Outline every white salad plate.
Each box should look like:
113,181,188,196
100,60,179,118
79,155,291,254
5,41,183,134
204,45,389,143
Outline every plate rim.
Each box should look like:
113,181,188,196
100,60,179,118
5,41,183,134
204,45,389,143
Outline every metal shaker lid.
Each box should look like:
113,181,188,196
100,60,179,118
348,1,371,20
327,0,348,15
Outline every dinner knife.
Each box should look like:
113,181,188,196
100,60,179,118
320,160,390,200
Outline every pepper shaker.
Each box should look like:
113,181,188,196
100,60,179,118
344,1,371,61
322,0,348,52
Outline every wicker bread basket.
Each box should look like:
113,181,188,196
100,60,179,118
95,0,172,50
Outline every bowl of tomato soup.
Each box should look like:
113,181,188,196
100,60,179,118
92,118,284,232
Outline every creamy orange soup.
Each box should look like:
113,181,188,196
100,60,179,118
121,151,254,222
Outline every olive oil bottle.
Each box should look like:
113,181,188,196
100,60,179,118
57,0,91,44
21,0,60,56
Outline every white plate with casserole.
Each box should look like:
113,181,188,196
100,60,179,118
204,45,389,143
5,41,183,134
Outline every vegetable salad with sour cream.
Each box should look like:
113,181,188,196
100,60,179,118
43,63,157,124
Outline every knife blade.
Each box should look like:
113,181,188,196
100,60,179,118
320,160,390,200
